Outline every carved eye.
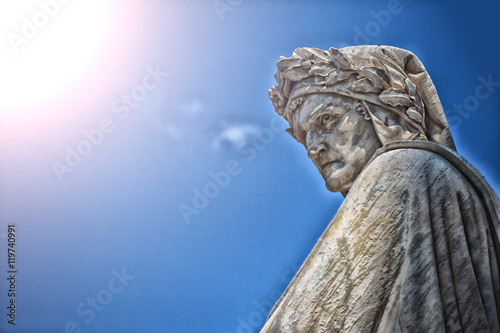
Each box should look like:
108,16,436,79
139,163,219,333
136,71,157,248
320,114,337,128
321,114,332,124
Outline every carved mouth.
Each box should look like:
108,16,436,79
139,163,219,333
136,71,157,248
321,160,339,171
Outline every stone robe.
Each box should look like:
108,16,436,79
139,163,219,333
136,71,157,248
261,141,500,332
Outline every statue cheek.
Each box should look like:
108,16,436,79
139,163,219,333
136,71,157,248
338,118,365,147
328,127,351,148
351,128,374,148
347,128,361,146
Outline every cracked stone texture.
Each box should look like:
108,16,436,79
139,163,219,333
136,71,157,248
261,143,500,332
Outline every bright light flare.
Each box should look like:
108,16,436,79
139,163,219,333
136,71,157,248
0,1,112,118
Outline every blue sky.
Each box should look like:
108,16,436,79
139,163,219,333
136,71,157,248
0,1,499,332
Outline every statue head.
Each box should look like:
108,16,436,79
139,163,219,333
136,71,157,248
289,93,382,194
269,45,455,194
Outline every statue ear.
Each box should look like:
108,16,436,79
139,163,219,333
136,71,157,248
354,101,371,121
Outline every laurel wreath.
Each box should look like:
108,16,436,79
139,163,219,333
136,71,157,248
269,47,425,127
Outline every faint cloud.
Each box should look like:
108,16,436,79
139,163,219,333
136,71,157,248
210,123,260,152
148,99,264,154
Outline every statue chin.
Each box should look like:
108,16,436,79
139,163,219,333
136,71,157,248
325,177,350,196
325,181,344,195
321,162,359,195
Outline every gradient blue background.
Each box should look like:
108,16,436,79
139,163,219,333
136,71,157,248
1,1,499,332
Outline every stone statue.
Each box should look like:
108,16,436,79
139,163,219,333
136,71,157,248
262,45,500,332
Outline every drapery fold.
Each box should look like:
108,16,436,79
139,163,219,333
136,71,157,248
261,141,500,333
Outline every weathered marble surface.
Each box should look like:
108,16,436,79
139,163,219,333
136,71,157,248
263,46,500,332
262,141,500,332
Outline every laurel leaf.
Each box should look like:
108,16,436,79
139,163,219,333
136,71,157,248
277,58,303,72
372,60,391,82
362,67,391,89
295,47,330,62
328,48,352,69
406,107,423,123
314,77,326,85
325,72,337,85
325,70,355,85
281,66,311,81
379,89,412,107
405,78,424,111
352,78,383,93
269,86,284,101
309,63,335,77
282,77,292,97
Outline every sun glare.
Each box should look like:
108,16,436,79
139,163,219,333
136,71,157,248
0,1,112,118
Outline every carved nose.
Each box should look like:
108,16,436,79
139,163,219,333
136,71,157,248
308,143,327,159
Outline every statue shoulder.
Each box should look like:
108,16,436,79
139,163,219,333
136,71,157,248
353,141,457,189
345,140,478,204
351,140,500,225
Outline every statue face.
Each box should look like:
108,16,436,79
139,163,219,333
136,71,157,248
291,94,381,194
